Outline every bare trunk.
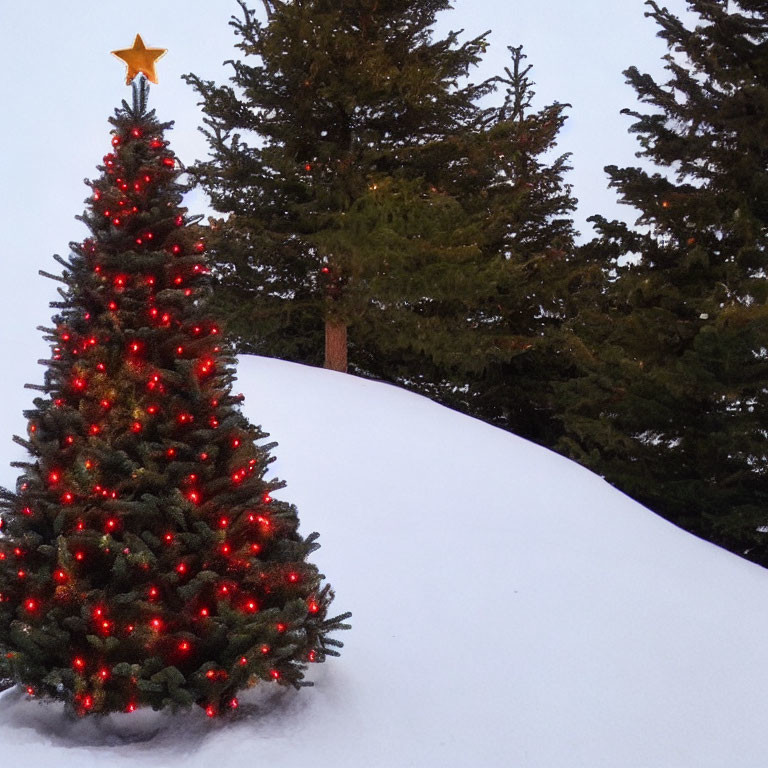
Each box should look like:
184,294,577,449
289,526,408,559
324,318,348,373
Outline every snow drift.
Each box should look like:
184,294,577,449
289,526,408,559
1,355,766,768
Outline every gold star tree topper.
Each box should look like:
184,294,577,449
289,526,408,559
111,34,167,85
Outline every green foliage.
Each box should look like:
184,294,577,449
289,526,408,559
0,78,349,716
186,1,586,446
558,0,768,563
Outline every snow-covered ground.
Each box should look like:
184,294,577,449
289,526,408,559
1,355,767,767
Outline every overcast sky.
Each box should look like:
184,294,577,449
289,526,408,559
0,0,692,470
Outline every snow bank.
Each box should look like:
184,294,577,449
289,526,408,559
1,355,766,768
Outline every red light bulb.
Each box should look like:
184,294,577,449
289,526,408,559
24,598,37,612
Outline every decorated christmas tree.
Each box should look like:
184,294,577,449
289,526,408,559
0,36,349,717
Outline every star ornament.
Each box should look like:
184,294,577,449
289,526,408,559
112,34,167,85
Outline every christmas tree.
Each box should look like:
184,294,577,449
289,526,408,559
558,1,768,563
0,38,349,716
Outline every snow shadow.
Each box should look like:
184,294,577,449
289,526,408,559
0,683,308,751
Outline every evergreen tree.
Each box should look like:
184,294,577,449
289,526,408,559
559,0,768,563
183,0,497,373
0,78,349,716
429,47,592,446
186,2,586,447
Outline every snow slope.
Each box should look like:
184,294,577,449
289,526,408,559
1,355,767,768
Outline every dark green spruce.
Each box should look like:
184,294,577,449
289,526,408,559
558,0,768,564
185,0,588,448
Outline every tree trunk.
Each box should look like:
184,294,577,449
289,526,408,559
324,318,348,373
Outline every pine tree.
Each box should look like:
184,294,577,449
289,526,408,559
185,1,587,446
558,0,768,562
0,78,349,716
427,46,591,446
183,0,497,373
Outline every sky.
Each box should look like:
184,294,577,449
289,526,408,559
0,0,692,467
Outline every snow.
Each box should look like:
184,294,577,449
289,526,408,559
1,355,767,767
